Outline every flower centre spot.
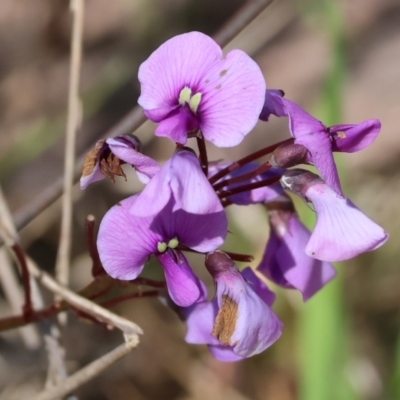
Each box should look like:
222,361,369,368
178,86,202,113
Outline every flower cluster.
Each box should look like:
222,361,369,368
81,32,388,361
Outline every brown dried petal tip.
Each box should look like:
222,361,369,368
82,140,105,177
212,294,238,346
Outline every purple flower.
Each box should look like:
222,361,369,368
262,92,381,195
184,252,282,361
97,149,227,306
258,199,336,300
138,31,266,147
281,169,388,262
80,134,160,189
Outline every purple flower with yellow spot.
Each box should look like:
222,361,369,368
138,31,266,147
184,251,282,361
97,149,227,306
281,169,388,262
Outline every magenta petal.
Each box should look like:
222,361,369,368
154,108,198,145
80,164,104,190
131,150,223,217
259,89,284,121
258,215,336,300
208,346,244,362
97,195,160,280
185,301,219,345
305,183,389,262
138,32,222,113
215,271,283,358
198,49,266,147
157,251,206,307
330,119,381,153
172,209,228,253
241,267,276,306
106,137,161,183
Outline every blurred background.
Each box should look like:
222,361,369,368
0,0,399,399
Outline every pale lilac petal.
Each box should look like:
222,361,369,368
80,164,104,190
215,270,283,358
305,183,389,262
97,195,161,280
198,49,266,147
259,89,284,121
157,251,206,307
172,209,228,253
154,108,198,144
258,214,336,300
185,301,219,345
330,119,381,153
106,137,161,181
131,150,223,217
169,150,224,214
208,346,244,362
138,32,222,112
241,267,276,306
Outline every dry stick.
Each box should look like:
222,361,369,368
32,339,139,400
11,0,275,238
24,254,143,336
55,0,85,296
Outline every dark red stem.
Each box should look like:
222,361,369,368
100,290,159,308
224,252,254,263
130,277,166,288
11,243,33,319
212,161,272,191
196,133,209,176
208,138,293,185
85,215,106,278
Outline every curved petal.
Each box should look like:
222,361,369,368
173,209,228,253
305,183,388,262
208,345,244,362
330,119,381,153
214,270,283,358
138,32,222,112
131,150,223,218
241,267,276,306
259,89,284,121
154,108,198,144
106,138,161,181
80,163,104,190
97,195,161,280
157,250,207,307
198,49,266,147
258,215,336,300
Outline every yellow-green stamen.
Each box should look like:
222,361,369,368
178,87,202,114
167,237,179,249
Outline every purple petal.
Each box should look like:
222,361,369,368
258,214,336,300
215,271,283,358
198,49,266,147
97,195,161,280
154,108,198,145
240,267,276,306
171,209,228,253
80,163,104,190
138,32,222,113
157,250,206,307
131,149,223,217
185,300,219,345
259,89,284,121
330,119,381,153
106,137,161,183
208,345,244,362
305,183,388,262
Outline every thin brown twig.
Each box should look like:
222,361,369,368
85,215,105,278
55,0,85,296
32,338,139,400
